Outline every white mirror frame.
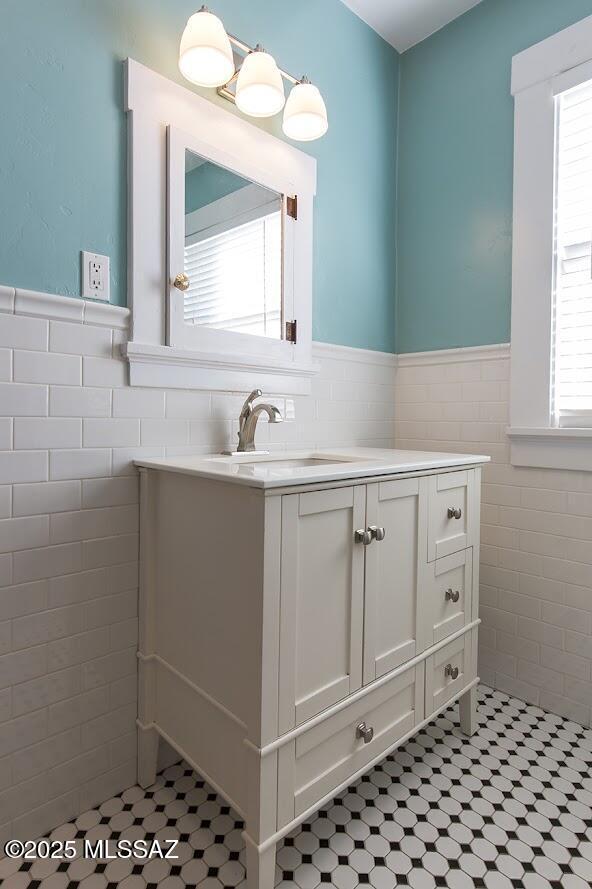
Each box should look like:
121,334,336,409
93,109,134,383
123,59,318,394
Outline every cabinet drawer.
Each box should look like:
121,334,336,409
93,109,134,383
425,628,477,715
277,663,425,826
428,549,473,645
428,470,475,561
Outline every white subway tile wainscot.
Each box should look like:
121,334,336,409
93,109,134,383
0,289,397,843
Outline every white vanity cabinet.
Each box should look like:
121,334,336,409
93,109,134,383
135,451,485,889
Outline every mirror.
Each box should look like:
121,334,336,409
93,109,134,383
183,149,283,339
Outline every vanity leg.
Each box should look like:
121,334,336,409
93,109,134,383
459,686,478,737
245,835,277,889
137,724,159,788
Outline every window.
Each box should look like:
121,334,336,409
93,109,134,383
184,211,282,338
553,79,592,428
509,14,592,471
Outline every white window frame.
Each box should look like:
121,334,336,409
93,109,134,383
123,59,317,394
509,14,592,471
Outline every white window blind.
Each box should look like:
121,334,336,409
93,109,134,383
553,78,592,427
183,211,282,339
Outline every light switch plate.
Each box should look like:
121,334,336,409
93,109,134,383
81,251,110,301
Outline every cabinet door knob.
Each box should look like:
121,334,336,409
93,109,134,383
356,721,374,744
173,273,190,291
444,663,459,680
355,529,372,546
447,507,462,520
445,588,460,603
368,525,386,542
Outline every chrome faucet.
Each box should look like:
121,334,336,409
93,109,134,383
235,389,283,453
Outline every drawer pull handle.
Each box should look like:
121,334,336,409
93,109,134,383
368,525,386,542
445,663,459,680
445,588,460,603
447,507,462,520
356,721,374,744
355,529,372,546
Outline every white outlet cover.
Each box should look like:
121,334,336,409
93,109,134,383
81,251,110,302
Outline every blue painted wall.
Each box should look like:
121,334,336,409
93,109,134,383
396,0,592,353
0,0,399,353
185,162,248,214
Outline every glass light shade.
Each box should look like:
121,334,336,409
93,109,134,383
283,82,328,141
235,50,285,118
179,10,234,88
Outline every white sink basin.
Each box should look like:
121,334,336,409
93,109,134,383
202,452,370,477
239,457,351,469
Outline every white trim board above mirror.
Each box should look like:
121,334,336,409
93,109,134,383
124,59,318,393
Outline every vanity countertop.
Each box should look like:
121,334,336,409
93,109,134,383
134,447,490,490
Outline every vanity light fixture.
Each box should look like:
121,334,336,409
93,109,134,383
282,77,328,142
235,46,285,118
178,7,235,88
178,7,328,140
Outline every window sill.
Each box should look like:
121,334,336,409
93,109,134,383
507,426,592,471
122,341,319,395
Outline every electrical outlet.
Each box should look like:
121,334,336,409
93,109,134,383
82,251,110,301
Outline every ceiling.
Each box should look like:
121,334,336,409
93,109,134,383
185,153,206,173
340,0,483,53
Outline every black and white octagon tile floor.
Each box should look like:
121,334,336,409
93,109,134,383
2,686,592,889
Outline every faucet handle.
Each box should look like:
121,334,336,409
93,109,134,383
239,389,262,421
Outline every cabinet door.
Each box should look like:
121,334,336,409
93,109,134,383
278,487,366,733
363,478,429,685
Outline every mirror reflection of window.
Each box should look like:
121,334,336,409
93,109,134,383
183,150,283,339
